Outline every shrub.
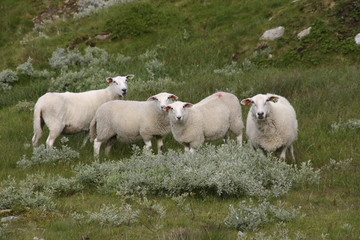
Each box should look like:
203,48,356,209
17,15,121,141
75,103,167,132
331,119,360,132
0,176,55,211
224,199,301,231
87,203,140,226
13,100,34,112
17,137,79,169
73,142,320,198
16,57,34,76
0,69,18,91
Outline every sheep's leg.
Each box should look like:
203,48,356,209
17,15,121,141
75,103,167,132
81,131,90,148
236,133,243,147
223,132,229,144
144,140,152,149
94,138,102,158
156,136,163,153
105,137,116,156
279,146,288,161
289,144,295,162
46,128,62,148
189,148,195,153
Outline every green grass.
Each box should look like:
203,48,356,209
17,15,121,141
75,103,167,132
0,0,359,239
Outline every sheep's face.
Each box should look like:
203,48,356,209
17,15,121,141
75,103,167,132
164,101,193,122
147,92,178,111
106,75,134,97
241,94,279,120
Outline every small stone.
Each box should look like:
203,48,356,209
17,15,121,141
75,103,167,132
1,216,19,222
95,34,109,40
297,27,311,40
260,26,285,41
355,33,360,45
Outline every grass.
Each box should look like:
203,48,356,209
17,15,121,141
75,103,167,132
0,0,359,239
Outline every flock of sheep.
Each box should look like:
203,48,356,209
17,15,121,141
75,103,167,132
32,75,298,161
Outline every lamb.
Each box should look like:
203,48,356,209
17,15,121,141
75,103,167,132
90,92,178,157
32,75,134,148
164,92,244,152
240,93,298,161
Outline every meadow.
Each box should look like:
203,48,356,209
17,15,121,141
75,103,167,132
0,0,359,239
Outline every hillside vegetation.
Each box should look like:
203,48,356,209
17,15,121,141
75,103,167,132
0,0,359,239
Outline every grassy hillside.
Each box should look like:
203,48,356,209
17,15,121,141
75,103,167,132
0,0,359,239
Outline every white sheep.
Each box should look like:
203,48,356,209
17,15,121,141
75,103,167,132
32,75,134,148
240,93,298,161
164,92,244,152
90,92,178,157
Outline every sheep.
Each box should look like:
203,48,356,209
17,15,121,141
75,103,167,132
90,92,178,157
164,92,243,152
32,75,134,148
240,93,298,161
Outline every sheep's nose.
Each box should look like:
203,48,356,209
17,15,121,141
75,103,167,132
176,116,182,120
257,112,264,119
122,88,127,93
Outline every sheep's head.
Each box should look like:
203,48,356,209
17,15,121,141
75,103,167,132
241,94,279,120
106,75,134,97
147,92,178,111
163,101,193,122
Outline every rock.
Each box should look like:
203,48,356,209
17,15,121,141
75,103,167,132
297,27,311,40
355,33,360,45
1,216,19,222
260,26,285,41
237,230,245,237
95,34,109,40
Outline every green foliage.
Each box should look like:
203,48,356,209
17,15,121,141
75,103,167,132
106,2,167,39
0,69,18,91
17,138,79,169
73,142,319,198
86,203,140,226
224,199,301,231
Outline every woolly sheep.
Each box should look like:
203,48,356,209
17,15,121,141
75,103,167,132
32,75,134,148
240,93,298,161
164,92,244,152
90,92,178,157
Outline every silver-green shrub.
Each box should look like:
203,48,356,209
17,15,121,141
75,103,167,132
214,61,243,76
73,142,320,198
224,199,300,231
0,176,55,211
48,67,116,92
331,119,360,132
87,203,140,226
17,137,79,169
13,100,34,112
0,69,18,91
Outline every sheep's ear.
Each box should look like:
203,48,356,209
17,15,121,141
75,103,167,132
126,75,135,80
184,103,193,108
169,95,178,100
106,77,113,84
267,96,279,103
164,106,172,112
241,98,252,106
147,96,157,101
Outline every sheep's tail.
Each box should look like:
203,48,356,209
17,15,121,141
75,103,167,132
89,117,97,142
32,103,43,147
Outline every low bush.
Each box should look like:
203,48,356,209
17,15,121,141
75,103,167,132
73,142,320,198
0,69,18,92
224,199,301,231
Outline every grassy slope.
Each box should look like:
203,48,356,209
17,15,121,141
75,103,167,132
0,0,359,239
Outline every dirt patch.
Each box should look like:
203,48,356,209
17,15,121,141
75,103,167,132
33,0,79,25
